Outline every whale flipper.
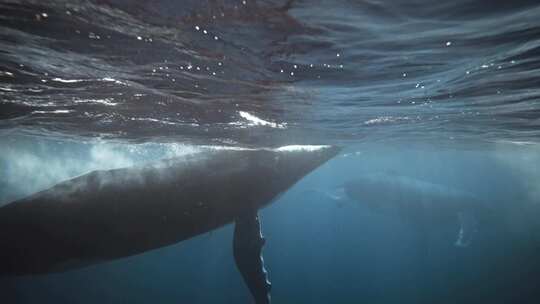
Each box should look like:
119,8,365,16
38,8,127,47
233,211,271,304
455,211,478,247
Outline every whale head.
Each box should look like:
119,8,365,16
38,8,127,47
239,145,341,209
342,176,392,211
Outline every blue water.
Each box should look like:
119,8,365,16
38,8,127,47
1,0,540,303
1,137,539,303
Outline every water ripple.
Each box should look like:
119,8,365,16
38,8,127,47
1,0,539,145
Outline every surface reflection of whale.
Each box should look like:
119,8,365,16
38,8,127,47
337,173,487,247
0,145,340,304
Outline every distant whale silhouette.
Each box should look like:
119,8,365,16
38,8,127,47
337,173,487,247
0,145,340,304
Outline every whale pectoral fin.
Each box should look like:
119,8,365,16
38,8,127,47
233,211,271,304
455,211,478,247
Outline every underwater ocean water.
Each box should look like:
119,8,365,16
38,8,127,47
1,0,540,303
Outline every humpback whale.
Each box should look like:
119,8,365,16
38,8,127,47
0,145,340,303
338,173,486,247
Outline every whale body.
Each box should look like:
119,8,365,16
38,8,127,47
341,173,486,247
0,145,340,303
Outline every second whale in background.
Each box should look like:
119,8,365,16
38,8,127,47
332,173,490,247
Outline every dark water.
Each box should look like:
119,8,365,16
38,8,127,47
1,0,540,303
